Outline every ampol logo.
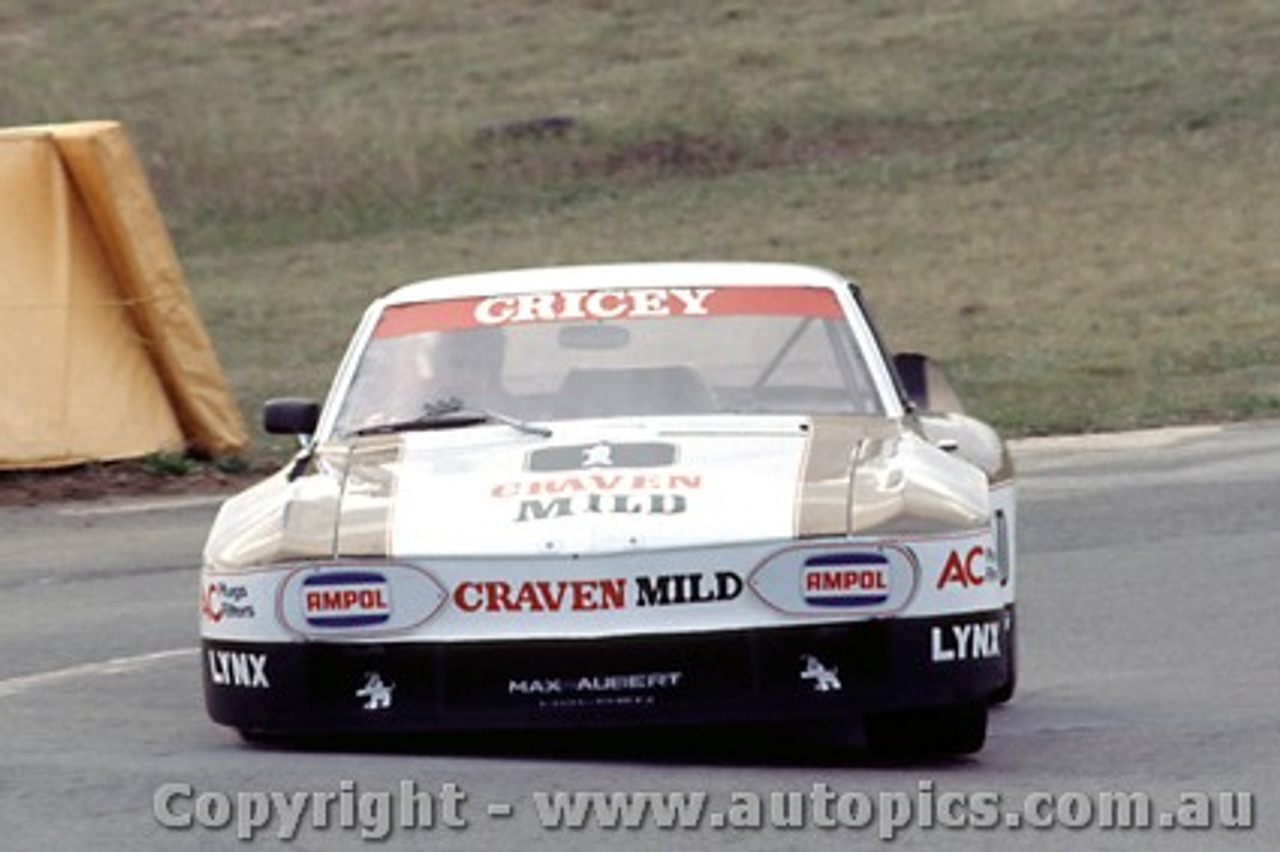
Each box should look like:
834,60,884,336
302,571,392,628
800,552,891,608
752,544,916,615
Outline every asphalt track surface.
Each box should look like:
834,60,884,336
1,421,1277,850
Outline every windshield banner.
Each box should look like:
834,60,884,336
373,287,843,337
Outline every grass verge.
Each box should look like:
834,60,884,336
2,0,1276,450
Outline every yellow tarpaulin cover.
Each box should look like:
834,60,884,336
0,121,247,469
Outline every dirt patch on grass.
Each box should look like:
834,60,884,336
0,460,275,508
486,118,921,185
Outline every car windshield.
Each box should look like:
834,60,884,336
332,286,884,435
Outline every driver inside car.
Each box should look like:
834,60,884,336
422,326,514,412
336,326,513,432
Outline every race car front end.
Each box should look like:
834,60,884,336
200,416,1015,754
202,542,1007,745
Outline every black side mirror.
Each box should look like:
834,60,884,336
263,398,321,435
892,353,965,414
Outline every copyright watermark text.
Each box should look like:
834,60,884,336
153,779,1255,841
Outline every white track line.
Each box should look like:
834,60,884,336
0,647,197,699
1010,424,1221,457
55,496,226,517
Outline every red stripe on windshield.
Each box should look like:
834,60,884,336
372,286,843,337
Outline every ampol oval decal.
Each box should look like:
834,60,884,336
748,544,919,616
278,563,447,636
799,552,892,608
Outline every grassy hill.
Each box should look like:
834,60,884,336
3,0,1277,450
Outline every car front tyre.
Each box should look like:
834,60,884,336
990,606,1017,704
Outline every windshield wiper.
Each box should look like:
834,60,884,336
349,396,552,438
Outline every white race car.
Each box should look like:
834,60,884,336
201,262,1015,755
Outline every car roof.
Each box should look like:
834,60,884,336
381,262,852,305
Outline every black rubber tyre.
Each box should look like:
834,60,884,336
990,606,1017,704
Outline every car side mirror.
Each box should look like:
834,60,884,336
892,353,965,415
263,398,321,435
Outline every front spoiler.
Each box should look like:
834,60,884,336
204,609,1012,736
